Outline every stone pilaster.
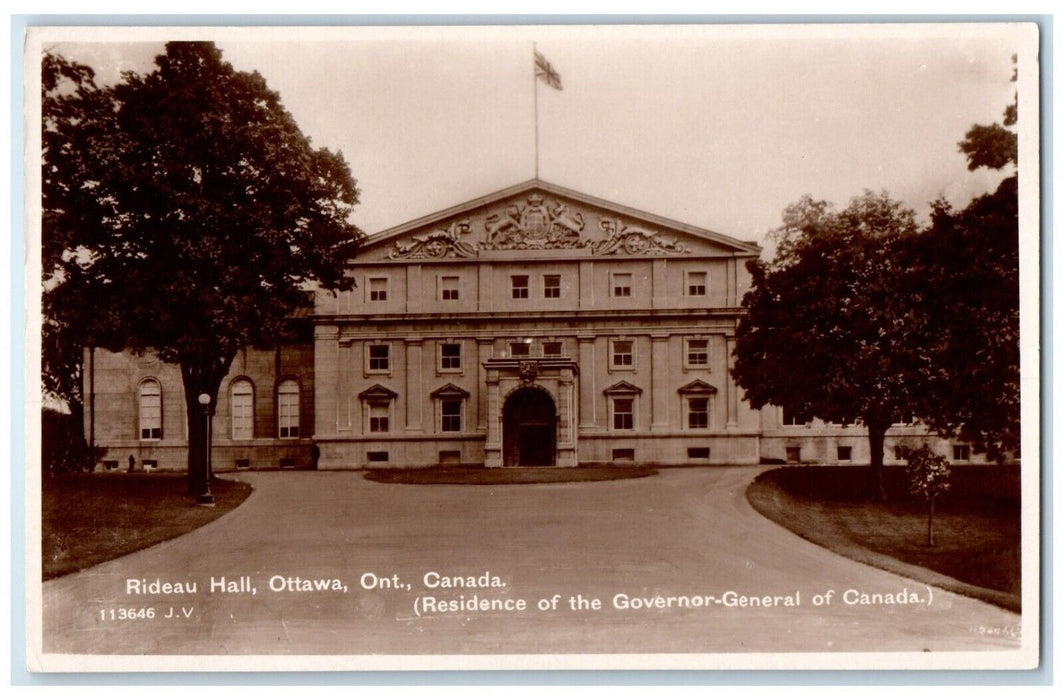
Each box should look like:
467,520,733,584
313,325,340,436
725,334,738,427
406,264,422,313
651,334,670,432
405,339,423,432
652,258,667,309
577,335,597,430
484,369,502,467
557,369,577,466
476,338,493,431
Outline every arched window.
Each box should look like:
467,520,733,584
277,380,300,439
231,379,254,440
138,379,162,440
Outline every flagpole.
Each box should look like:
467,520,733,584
533,42,539,180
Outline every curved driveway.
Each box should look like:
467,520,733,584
41,467,1023,659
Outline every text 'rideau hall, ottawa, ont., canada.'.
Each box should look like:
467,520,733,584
86,179,978,471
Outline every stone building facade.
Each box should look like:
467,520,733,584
83,180,974,471
84,334,317,472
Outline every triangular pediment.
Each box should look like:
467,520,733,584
603,380,643,395
357,179,761,262
358,384,398,401
429,383,470,399
677,379,718,395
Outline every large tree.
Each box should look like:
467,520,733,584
42,43,362,497
901,55,1020,461
732,191,921,501
903,184,1019,461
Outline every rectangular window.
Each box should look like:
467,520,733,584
440,276,460,301
542,341,563,358
367,451,389,463
231,385,253,440
511,275,529,299
510,341,531,358
279,458,295,469
837,446,853,461
139,391,162,440
687,271,707,296
440,343,461,370
369,277,388,302
369,403,390,433
277,382,300,438
611,339,633,368
613,397,634,430
368,344,390,372
543,274,561,298
439,450,461,465
688,447,710,460
236,459,250,470
612,448,635,461
688,397,709,429
686,339,709,367
953,444,971,461
612,272,632,297
785,446,801,463
441,399,462,432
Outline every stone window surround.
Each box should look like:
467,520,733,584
366,342,391,375
367,275,389,302
277,379,300,439
603,380,642,433
609,337,635,371
438,341,462,373
230,378,255,440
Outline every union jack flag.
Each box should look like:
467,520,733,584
534,50,562,90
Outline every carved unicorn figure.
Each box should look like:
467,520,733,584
550,202,585,236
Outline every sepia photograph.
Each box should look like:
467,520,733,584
25,22,1039,672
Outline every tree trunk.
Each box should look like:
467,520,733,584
867,420,888,502
185,395,209,498
86,345,95,470
927,496,936,547
180,354,235,499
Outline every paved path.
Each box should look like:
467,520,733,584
40,467,1023,660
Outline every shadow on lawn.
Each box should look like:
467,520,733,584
42,472,252,580
747,464,1021,612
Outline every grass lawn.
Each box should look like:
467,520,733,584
363,465,658,485
42,472,253,580
747,464,1021,612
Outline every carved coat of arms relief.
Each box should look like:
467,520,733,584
481,194,588,250
388,194,693,259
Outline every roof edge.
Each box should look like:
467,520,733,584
358,178,762,256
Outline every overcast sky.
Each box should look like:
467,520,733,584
45,24,1025,247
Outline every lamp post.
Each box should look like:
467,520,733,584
196,392,215,506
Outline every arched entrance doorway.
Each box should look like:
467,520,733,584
502,387,557,466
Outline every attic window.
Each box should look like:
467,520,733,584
369,277,388,302
440,276,460,301
687,271,707,296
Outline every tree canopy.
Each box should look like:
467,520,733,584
732,191,921,501
958,53,1018,172
910,54,1020,460
904,176,1019,460
734,57,1022,492
42,42,363,491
